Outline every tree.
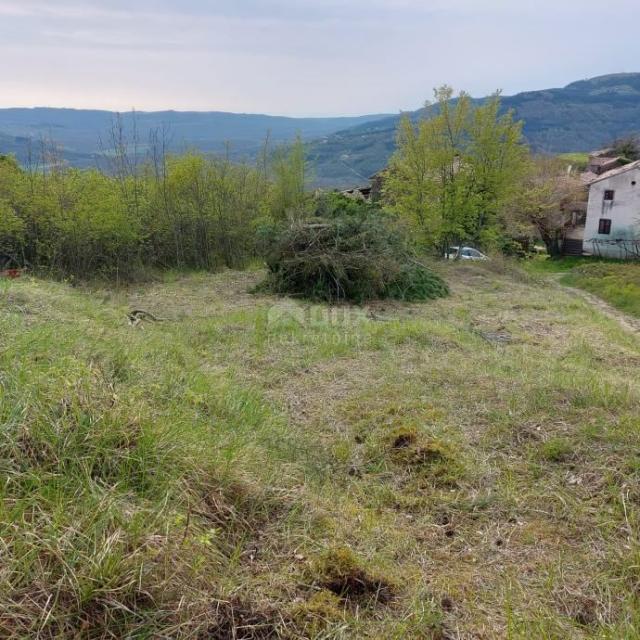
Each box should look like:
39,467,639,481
385,87,527,253
0,200,25,262
269,135,308,221
612,135,640,162
506,156,585,257
0,146,270,279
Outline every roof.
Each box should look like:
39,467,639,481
581,171,599,184
341,186,371,193
589,156,621,167
589,148,616,158
587,160,640,185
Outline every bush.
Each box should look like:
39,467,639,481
258,194,449,303
0,150,270,280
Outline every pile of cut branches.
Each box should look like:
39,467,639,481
258,194,448,303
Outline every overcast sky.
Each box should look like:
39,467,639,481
1,0,639,116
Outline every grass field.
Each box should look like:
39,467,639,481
557,153,590,171
562,263,640,319
2,263,640,638
526,257,640,319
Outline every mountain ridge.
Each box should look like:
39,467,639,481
1,73,639,186
0,108,392,168
308,73,640,186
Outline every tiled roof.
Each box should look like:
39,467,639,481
586,160,640,184
589,156,621,166
589,148,616,158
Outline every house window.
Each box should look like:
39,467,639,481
604,190,615,201
598,218,612,235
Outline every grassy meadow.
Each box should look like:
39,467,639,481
2,262,640,638
562,263,640,319
557,153,590,171
526,257,640,319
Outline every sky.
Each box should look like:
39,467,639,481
0,0,639,117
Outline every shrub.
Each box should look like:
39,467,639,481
258,194,449,303
0,150,270,280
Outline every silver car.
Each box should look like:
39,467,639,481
445,246,489,260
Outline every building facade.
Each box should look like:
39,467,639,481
584,161,640,258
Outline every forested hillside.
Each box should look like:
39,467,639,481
1,73,639,186
308,73,640,186
0,108,390,169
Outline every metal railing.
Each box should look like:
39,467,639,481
586,238,640,259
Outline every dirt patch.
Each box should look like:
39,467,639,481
205,597,286,639
555,591,606,628
206,590,346,639
191,479,291,552
310,547,397,605
391,429,417,449
391,437,454,471
411,443,449,465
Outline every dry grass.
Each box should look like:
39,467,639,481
1,262,640,638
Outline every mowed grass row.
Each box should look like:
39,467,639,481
526,256,640,319
562,262,640,319
1,263,640,638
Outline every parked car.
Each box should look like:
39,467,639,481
444,246,488,261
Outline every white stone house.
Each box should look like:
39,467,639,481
583,160,640,259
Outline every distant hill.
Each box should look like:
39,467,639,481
0,108,391,169
2,73,640,186
308,73,640,186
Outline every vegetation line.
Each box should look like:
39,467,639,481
559,282,640,333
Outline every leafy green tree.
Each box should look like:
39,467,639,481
0,156,23,251
0,200,25,260
0,147,271,279
506,156,585,257
612,135,640,162
270,135,308,221
385,87,527,253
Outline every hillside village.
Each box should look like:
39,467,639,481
338,143,640,262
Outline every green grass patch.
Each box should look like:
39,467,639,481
524,255,620,274
561,262,640,317
2,266,640,637
557,152,589,170
523,256,640,319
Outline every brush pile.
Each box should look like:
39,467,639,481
259,194,448,303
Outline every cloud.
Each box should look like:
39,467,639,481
0,0,638,114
